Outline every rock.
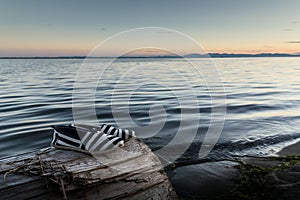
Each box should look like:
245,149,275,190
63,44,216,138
168,161,239,199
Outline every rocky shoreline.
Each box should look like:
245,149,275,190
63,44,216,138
168,141,300,200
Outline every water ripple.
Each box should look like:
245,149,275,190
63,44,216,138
1,58,300,161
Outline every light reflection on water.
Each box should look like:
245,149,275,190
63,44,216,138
0,57,300,163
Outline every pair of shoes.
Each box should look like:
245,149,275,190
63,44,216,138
71,123,136,141
51,124,136,154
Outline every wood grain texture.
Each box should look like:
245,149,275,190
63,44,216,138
0,139,177,199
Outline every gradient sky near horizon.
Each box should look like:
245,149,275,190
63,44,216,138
1,0,300,56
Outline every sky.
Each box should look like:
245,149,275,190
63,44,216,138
1,0,300,56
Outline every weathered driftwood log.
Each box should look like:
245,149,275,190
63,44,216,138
0,139,177,200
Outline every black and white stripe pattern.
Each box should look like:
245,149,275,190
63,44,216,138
100,124,136,141
51,125,125,154
71,123,136,141
51,126,83,150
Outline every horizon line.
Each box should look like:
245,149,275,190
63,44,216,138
1,52,300,59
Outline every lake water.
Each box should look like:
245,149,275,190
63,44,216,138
1,57,300,165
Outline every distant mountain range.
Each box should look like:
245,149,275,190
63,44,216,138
1,53,300,59
185,53,300,58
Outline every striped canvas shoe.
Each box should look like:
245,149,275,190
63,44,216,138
100,124,136,141
71,123,136,141
51,125,124,154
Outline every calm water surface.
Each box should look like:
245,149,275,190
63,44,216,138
1,58,300,164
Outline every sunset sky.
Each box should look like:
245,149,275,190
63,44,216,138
1,0,300,56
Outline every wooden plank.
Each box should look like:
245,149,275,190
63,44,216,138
0,139,177,199
66,172,172,200
0,174,49,199
72,152,162,184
